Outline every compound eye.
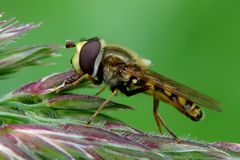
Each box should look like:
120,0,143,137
79,38,101,75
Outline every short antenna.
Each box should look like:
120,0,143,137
65,40,76,48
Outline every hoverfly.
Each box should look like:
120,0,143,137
65,37,221,141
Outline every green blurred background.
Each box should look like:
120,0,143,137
1,0,240,143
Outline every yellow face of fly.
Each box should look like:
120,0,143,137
71,41,87,74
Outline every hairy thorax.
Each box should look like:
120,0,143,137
101,56,133,90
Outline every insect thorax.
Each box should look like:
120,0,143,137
100,56,135,91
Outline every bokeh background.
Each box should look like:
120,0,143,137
1,0,240,143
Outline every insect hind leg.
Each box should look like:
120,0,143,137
152,87,179,142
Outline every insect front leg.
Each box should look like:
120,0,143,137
54,74,89,93
87,73,107,96
87,75,102,85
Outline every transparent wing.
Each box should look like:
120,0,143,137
125,68,222,112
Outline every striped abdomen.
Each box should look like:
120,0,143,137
154,87,203,121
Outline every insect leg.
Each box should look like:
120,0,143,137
153,87,179,141
88,73,106,95
95,85,107,96
55,74,88,93
121,86,150,97
153,97,163,134
88,76,102,85
86,89,118,126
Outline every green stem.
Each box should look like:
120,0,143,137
0,111,31,123
0,101,45,110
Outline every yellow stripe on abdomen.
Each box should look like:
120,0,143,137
160,89,203,121
178,96,186,106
